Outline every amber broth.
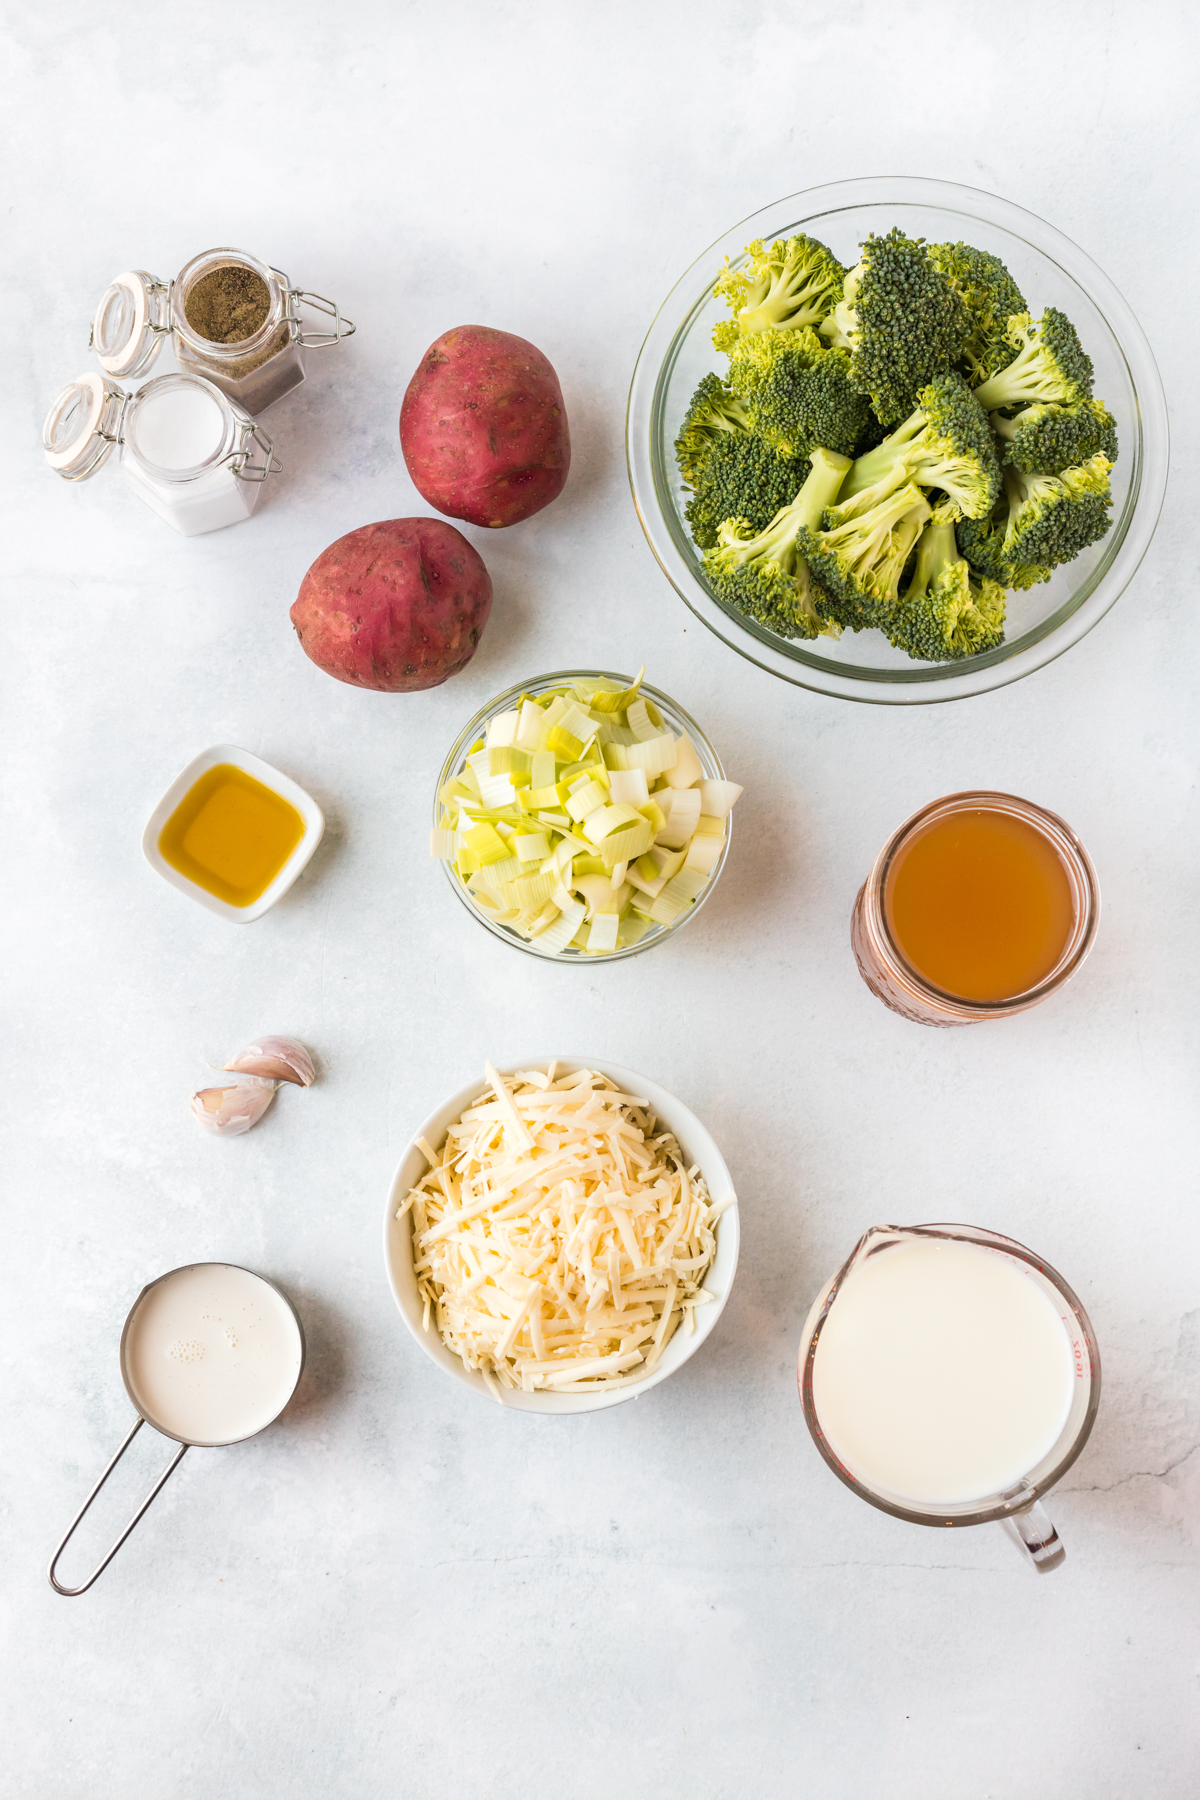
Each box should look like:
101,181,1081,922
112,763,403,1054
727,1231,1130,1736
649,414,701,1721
159,764,305,907
884,808,1075,1003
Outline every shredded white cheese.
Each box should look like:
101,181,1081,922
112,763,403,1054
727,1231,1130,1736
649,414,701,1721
399,1065,728,1396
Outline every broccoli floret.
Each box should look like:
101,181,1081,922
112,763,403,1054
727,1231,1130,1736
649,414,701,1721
956,504,1052,592
972,308,1094,413
684,432,810,550
712,233,845,351
726,328,872,459
834,370,1001,521
796,481,933,632
927,242,1027,385
674,373,751,487
1001,453,1113,569
991,398,1118,474
887,516,1006,662
818,229,973,426
703,446,852,639
956,451,1112,585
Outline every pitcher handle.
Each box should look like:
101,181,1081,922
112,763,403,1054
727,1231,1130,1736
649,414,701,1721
999,1499,1065,1573
48,1418,189,1597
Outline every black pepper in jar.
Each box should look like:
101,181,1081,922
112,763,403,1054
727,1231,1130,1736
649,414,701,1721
183,265,271,345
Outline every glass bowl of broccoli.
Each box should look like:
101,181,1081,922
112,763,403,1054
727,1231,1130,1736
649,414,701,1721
626,176,1168,704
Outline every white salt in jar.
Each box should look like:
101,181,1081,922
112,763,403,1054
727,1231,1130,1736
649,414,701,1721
43,370,278,536
89,247,354,415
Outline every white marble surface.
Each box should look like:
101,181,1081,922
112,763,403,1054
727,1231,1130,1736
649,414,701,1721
3,4,1198,1795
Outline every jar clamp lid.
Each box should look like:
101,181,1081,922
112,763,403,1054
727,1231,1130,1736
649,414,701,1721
43,371,280,485
87,249,354,380
43,371,127,479
90,270,172,378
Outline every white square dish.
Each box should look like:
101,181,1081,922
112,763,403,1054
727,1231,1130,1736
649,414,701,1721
141,744,324,923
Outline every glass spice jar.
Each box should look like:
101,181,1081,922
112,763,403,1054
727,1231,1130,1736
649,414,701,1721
850,791,1100,1026
43,370,279,536
88,247,354,414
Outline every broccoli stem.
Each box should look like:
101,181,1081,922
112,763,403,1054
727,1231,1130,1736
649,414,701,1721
713,446,851,575
839,410,926,500
907,516,959,598
794,445,855,531
973,334,1056,412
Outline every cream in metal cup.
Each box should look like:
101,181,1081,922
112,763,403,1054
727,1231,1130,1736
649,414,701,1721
798,1224,1100,1573
49,1263,305,1596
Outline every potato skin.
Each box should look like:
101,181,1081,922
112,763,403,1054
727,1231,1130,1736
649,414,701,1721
400,325,570,528
290,518,492,692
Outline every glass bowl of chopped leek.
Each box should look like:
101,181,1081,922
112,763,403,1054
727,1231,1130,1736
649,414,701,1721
431,670,739,959
627,175,1168,705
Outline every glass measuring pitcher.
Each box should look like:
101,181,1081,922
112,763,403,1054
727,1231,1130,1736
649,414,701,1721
49,1263,304,1596
798,1224,1100,1572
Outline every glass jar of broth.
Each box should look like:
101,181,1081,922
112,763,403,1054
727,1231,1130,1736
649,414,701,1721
43,370,279,536
88,247,354,414
851,791,1100,1026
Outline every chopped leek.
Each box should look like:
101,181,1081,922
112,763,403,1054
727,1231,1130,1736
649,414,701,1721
488,745,531,777
648,866,709,925
663,731,705,790
586,912,620,953
699,779,743,819
485,709,520,748
684,832,724,875
513,830,550,862
608,767,650,807
432,672,741,957
464,823,510,865
655,786,701,849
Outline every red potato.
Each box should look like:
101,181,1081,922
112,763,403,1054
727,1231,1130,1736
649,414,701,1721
400,325,570,528
290,518,492,692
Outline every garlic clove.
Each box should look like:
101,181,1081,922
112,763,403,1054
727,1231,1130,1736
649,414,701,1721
224,1036,316,1087
190,1073,278,1136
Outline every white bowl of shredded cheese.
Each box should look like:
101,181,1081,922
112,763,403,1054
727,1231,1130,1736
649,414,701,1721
383,1058,739,1413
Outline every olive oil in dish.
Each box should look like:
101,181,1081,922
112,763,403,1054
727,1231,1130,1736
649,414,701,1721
158,763,305,908
122,1264,303,1446
811,1236,1076,1506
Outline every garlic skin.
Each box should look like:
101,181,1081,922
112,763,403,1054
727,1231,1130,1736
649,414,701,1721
190,1073,278,1136
224,1036,315,1087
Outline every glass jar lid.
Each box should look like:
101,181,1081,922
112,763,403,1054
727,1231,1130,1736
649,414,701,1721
90,270,171,378
42,371,126,480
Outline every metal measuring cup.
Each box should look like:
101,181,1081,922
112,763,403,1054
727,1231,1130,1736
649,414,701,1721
49,1263,305,1596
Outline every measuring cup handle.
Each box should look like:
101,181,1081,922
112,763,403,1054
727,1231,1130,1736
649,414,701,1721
48,1418,189,1597
999,1499,1065,1573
